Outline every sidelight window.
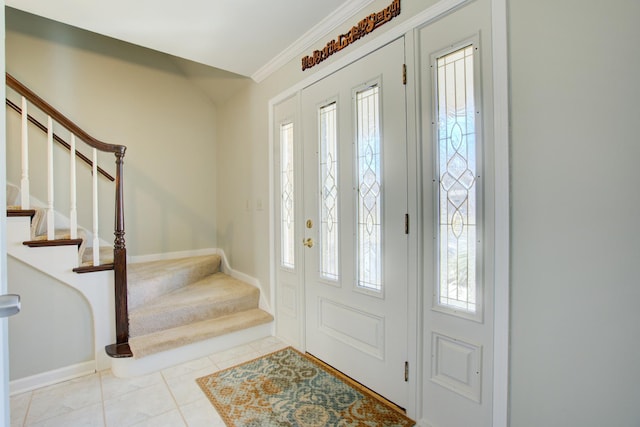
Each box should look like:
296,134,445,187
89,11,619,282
280,122,295,269
435,44,480,313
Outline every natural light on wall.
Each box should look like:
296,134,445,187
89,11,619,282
280,122,295,269
436,45,479,313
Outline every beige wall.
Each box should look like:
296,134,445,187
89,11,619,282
6,7,219,256
7,257,93,380
509,0,640,425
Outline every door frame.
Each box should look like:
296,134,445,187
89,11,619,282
268,0,509,423
1,3,10,425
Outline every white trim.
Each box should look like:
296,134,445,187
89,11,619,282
268,98,276,324
491,0,510,425
252,0,376,82
0,21,8,422
9,360,95,396
216,249,273,315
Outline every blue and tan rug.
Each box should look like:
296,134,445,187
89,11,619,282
196,347,415,426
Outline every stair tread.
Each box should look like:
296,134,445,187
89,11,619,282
129,308,273,359
129,272,260,337
128,255,221,279
7,208,36,218
131,272,258,314
23,238,84,248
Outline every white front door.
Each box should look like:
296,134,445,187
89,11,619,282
301,38,409,408
419,0,495,424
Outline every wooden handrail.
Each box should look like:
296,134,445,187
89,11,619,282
6,98,115,182
6,72,132,357
6,73,125,155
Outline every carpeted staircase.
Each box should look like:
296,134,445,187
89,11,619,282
7,182,274,366
127,254,273,358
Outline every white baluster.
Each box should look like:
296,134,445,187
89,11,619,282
69,134,78,239
92,148,100,266
20,97,30,209
46,116,55,240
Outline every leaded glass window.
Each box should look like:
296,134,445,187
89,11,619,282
436,45,478,313
280,122,295,269
356,86,382,292
319,103,339,281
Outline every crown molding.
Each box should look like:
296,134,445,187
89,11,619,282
252,0,376,83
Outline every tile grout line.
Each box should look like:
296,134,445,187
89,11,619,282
20,391,34,427
98,370,107,427
161,367,189,427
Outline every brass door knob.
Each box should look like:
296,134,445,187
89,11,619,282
303,238,314,248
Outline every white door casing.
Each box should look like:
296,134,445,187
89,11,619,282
1,1,9,420
302,38,410,408
273,93,305,349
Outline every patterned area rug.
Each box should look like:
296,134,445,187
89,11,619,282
197,347,415,427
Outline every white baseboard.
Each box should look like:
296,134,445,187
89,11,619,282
10,360,96,396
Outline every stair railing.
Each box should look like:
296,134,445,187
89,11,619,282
6,73,132,357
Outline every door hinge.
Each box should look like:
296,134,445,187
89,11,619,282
404,213,409,234
402,64,407,85
404,361,409,382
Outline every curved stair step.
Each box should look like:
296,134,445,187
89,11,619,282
129,272,260,336
129,308,274,359
127,254,222,310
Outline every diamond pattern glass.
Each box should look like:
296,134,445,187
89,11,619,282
436,45,477,312
356,86,382,292
319,103,339,281
280,122,295,269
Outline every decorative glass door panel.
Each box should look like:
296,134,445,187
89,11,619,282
280,122,295,270
319,102,339,282
436,45,479,313
302,38,409,408
356,86,383,293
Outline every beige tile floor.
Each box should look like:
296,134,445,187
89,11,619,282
10,336,287,427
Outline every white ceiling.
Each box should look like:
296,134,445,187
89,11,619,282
6,0,375,82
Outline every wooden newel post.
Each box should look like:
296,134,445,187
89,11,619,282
114,147,128,345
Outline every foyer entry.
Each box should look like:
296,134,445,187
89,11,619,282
301,38,409,407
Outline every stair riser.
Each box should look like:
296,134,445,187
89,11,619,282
113,323,273,377
129,291,260,336
129,309,274,359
